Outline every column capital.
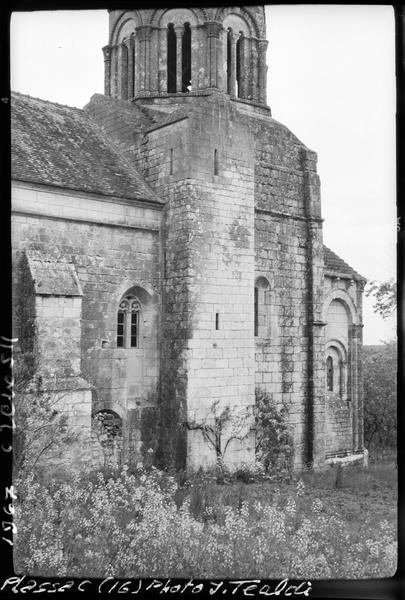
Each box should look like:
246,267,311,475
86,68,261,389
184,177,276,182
102,45,112,61
135,25,152,41
258,39,268,51
229,30,241,43
205,21,222,38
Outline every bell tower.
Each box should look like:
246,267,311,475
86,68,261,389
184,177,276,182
97,6,271,470
103,6,268,105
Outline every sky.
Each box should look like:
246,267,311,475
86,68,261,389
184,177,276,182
10,6,397,344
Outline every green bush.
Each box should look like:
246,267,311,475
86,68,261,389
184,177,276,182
254,387,294,478
14,466,396,578
363,342,397,452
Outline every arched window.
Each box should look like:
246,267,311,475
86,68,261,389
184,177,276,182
236,34,241,98
326,356,334,391
167,24,176,93
117,295,141,348
182,23,191,92
254,276,270,338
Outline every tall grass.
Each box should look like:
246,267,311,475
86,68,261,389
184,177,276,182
14,463,396,579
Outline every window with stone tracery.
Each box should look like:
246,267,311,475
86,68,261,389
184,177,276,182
117,295,141,348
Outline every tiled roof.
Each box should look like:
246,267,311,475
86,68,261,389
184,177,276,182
323,245,366,281
11,92,162,204
26,249,82,296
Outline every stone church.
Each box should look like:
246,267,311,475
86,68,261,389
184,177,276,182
11,6,366,471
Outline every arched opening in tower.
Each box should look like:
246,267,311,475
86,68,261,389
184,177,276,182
236,35,241,98
182,23,191,92
226,28,232,94
167,23,176,93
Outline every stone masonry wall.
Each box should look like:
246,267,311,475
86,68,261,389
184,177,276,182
133,93,256,469
323,275,364,455
246,107,325,469
12,183,162,463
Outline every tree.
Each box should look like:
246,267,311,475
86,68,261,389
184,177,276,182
13,349,79,480
363,342,397,451
185,400,251,471
365,279,397,320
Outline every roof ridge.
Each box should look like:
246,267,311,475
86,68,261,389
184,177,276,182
11,90,83,113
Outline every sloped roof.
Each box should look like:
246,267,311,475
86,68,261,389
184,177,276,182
323,245,366,281
26,249,82,296
11,92,162,204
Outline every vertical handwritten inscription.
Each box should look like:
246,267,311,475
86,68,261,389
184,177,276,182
1,337,18,547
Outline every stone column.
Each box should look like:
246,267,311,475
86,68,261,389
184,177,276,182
150,27,159,93
243,38,252,99
351,321,364,452
144,26,151,92
251,38,259,102
136,25,151,93
110,45,118,98
102,45,111,96
258,39,268,104
205,21,222,89
356,282,365,451
300,147,324,469
238,35,246,98
190,25,199,91
121,43,129,100
127,37,134,99
229,31,238,98
158,27,167,93
174,25,184,93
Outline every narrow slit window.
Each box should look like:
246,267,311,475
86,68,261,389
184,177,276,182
214,149,219,175
215,313,219,330
167,24,177,93
254,287,259,336
182,23,191,92
326,356,334,391
170,148,173,175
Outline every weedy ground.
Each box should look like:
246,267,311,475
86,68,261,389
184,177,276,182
14,456,397,579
